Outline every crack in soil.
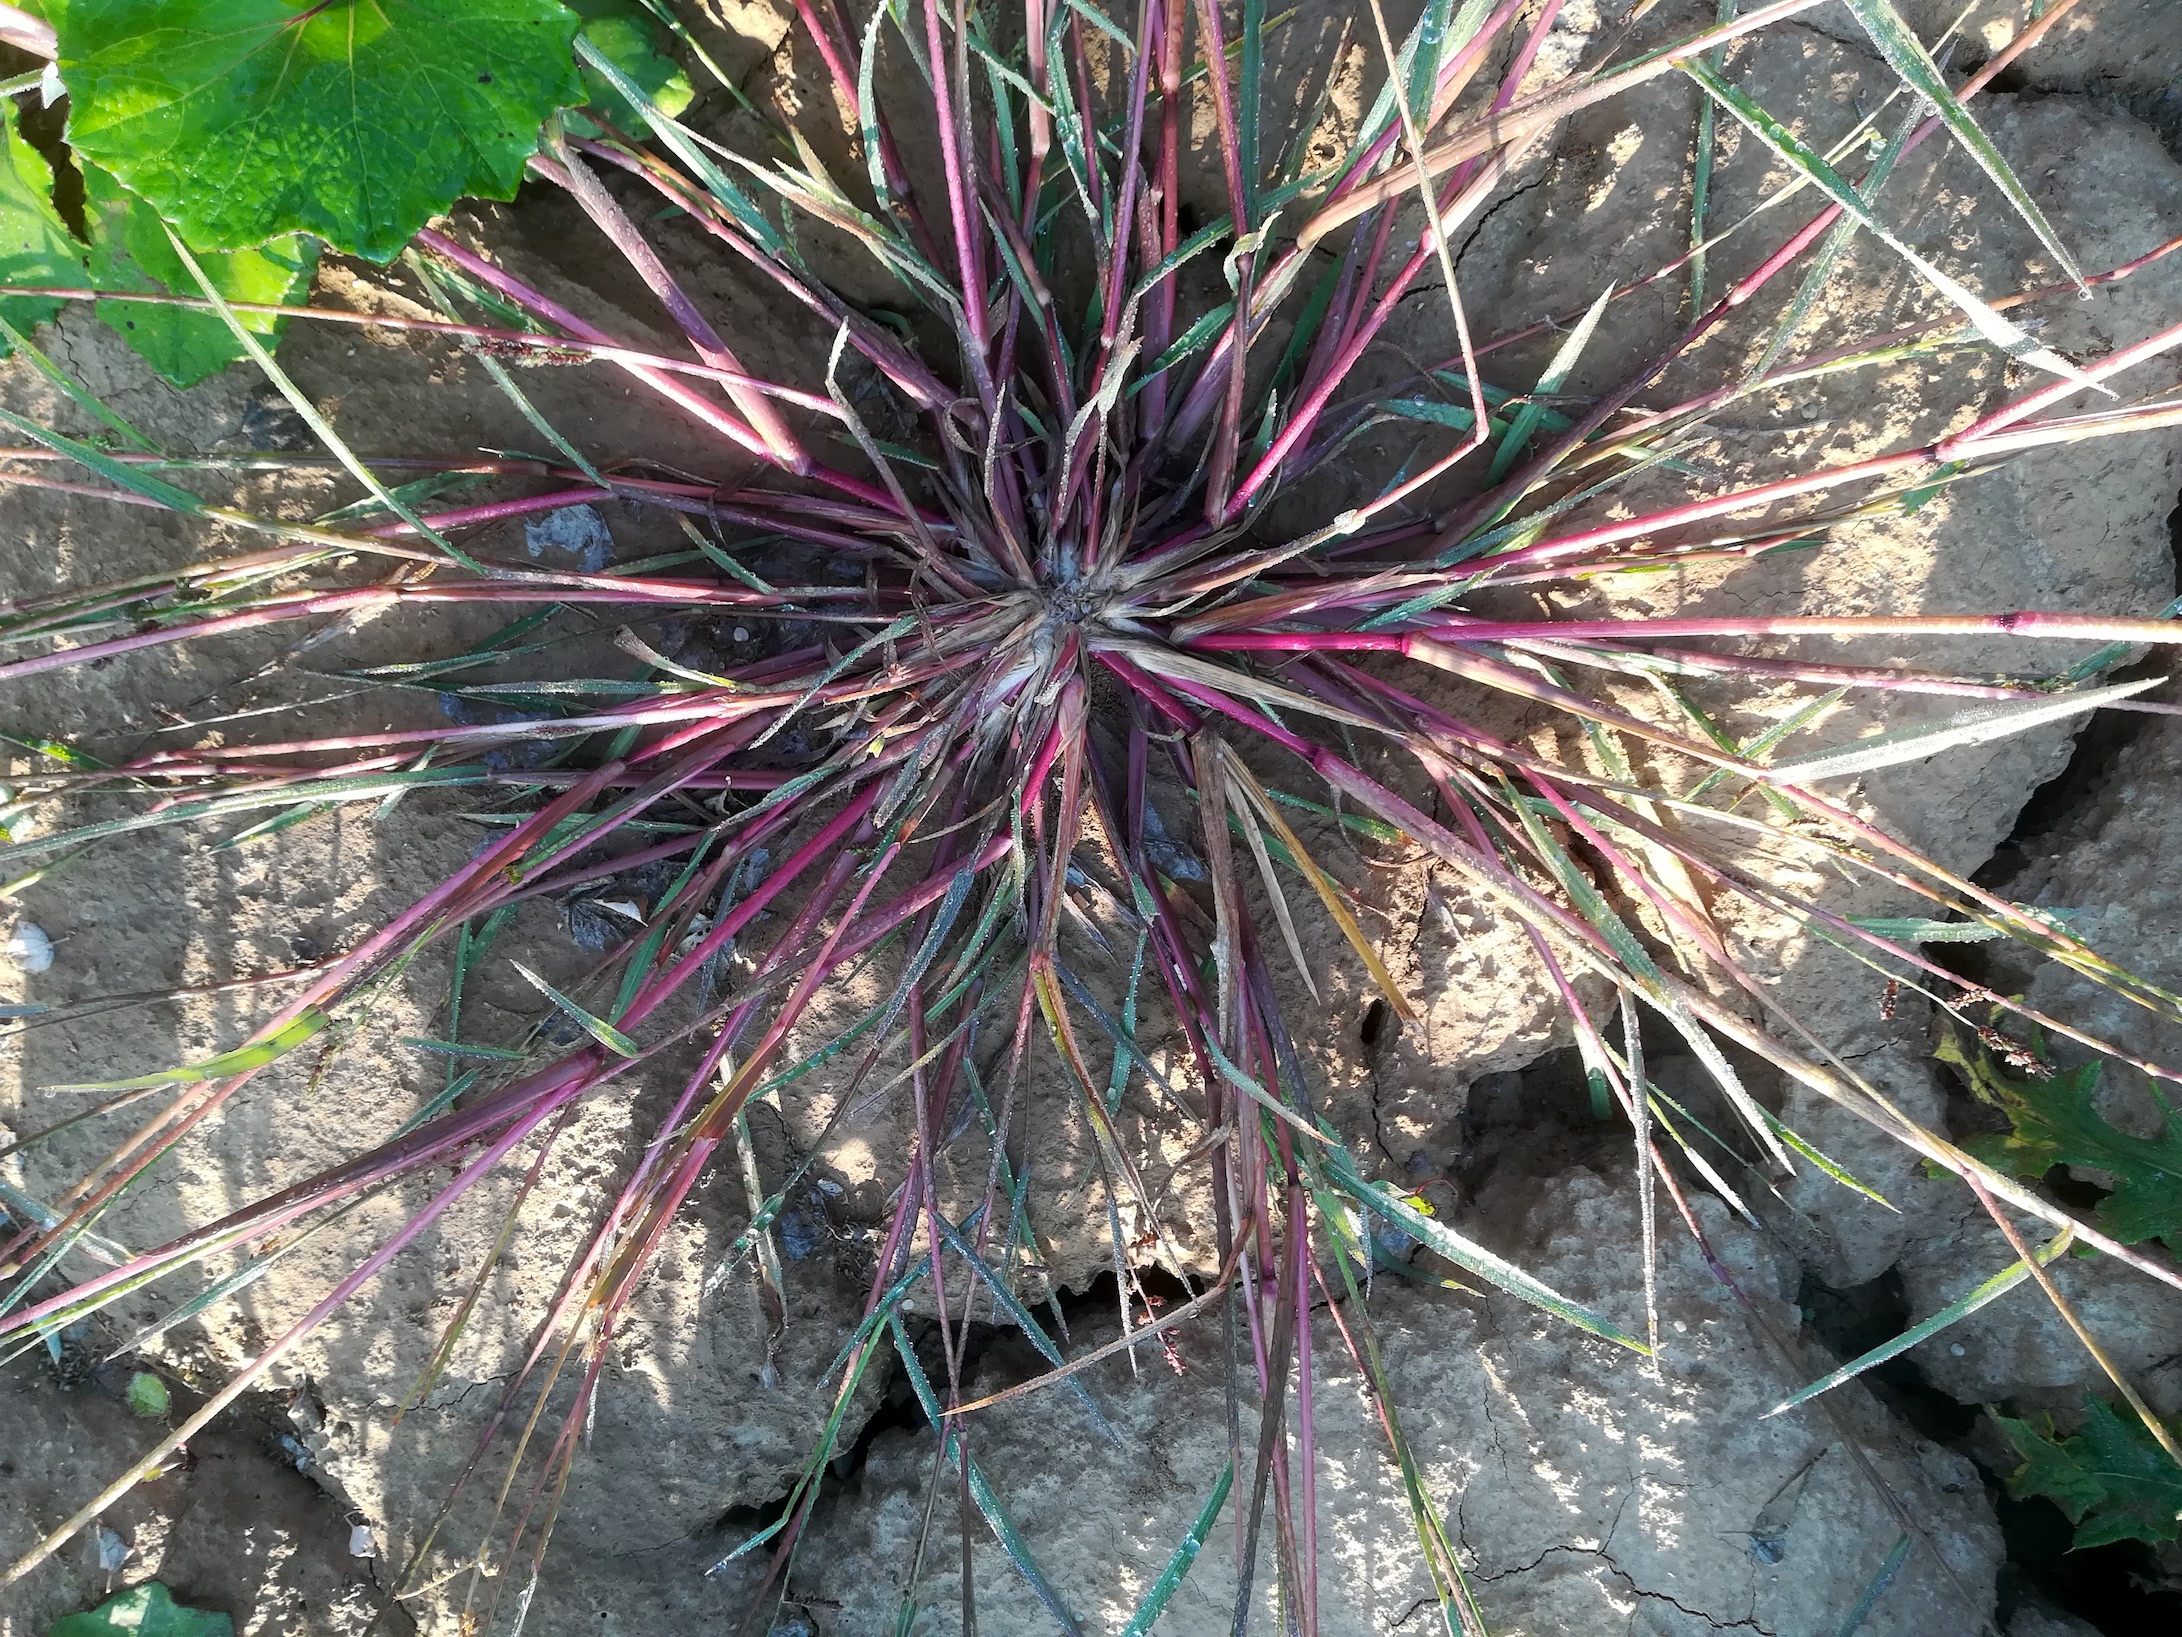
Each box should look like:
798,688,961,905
1468,1541,1776,1636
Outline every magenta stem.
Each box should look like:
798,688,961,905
1184,610,2182,651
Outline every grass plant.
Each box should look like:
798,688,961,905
1,0,2182,1630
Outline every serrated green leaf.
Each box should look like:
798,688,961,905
572,2,692,136
57,0,586,261
1941,1032,2182,1247
1999,1398,2182,1547
47,1582,233,1637
0,100,80,345
82,163,319,388
1996,1412,2111,1523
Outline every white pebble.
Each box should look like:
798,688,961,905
348,1522,377,1559
732,626,751,642
1949,1343,1966,1357
5,923,53,974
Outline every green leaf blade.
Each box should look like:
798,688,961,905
1681,58,2102,392
1769,1228,2071,1417
1839,0,2084,288
1487,283,1611,484
1119,1461,1233,1636
41,1008,332,1093
510,960,640,1056
1327,1146,1649,1354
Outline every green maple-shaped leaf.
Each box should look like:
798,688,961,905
46,1581,233,1637
0,100,82,344
1998,1399,2182,1548
1942,1030,2182,1246
56,0,586,262
1994,1412,2112,1524
82,163,320,388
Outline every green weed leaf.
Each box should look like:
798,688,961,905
1942,1032,2182,1247
47,1582,232,1637
572,1,692,137
1997,1398,2182,1547
57,0,586,261
1765,676,2163,785
1324,1145,1648,1353
125,1369,169,1418
0,101,81,344
1768,1225,2073,1417
81,165,319,387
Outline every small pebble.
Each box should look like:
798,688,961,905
732,626,751,642
348,1522,377,1560
94,1525,128,1573
5,923,53,973
1949,1342,1967,1356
